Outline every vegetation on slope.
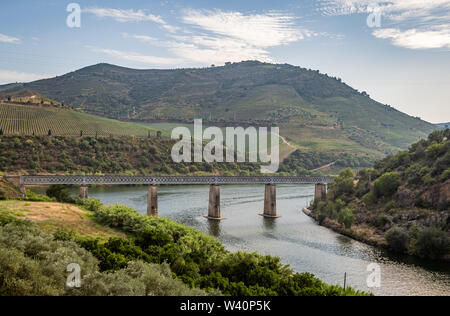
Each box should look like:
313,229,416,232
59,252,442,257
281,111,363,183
309,130,450,260
0,195,369,296
1,61,436,158
0,103,159,137
0,135,259,175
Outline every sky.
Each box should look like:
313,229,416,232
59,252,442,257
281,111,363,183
0,0,449,123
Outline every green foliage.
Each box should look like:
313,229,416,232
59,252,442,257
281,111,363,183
75,198,103,212
412,228,450,260
46,185,74,203
25,190,56,202
0,187,6,200
0,135,258,176
0,220,207,296
385,227,409,253
338,208,355,229
88,202,367,296
373,172,401,198
329,168,355,200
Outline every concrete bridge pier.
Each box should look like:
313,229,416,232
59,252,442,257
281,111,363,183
205,185,223,220
315,183,327,202
260,184,280,218
79,185,88,199
147,185,158,217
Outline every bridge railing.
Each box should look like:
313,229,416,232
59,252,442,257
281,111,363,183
22,175,334,186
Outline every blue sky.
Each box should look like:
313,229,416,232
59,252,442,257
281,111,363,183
0,0,449,123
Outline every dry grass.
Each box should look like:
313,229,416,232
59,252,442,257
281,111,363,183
0,201,126,240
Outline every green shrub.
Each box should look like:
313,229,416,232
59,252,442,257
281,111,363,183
0,188,7,200
384,200,396,212
25,190,56,202
338,208,355,229
374,172,401,198
385,227,409,253
361,192,377,205
75,198,103,212
46,185,74,203
413,228,450,260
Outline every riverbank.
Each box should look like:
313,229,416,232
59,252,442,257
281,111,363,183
302,207,385,248
302,207,450,262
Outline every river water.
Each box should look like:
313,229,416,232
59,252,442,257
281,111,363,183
69,184,450,296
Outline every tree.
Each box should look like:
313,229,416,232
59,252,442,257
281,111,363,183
46,185,74,203
374,172,401,198
48,129,52,136
414,228,450,260
385,227,409,253
0,129,3,135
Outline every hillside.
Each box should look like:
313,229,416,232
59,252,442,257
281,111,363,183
0,135,259,175
0,198,368,296
0,102,161,137
308,129,450,260
1,61,436,161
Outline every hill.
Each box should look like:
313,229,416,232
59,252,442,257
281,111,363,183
0,135,259,175
308,129,450,260
0,61,437,162
0,102,161,137
437,123,450,129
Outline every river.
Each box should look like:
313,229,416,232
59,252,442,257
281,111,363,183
68,184,450,296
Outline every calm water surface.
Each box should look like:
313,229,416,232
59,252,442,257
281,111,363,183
68,184,450,296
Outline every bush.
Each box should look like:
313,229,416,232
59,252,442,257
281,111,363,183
385,227,409,253
25,190,56,202
75,198,103,212
46,185,74,203
374,172,401,198
361,192,377,205
0,187,7,200
413,228,450,260
338,208,355,229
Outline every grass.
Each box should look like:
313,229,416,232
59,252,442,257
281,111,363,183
0,200,127,240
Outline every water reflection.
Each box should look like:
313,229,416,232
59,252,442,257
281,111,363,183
207,220,222,237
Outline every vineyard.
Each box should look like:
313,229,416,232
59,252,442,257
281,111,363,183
0,103,160,137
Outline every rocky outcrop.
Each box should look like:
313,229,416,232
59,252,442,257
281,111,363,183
418,180,450,210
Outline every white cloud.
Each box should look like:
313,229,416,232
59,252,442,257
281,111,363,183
318,0,450,50
166,9,312,65
89,47,182,65
182,9,306,47
0,70,53,84
121,33,156,43
0,33,20,44
373,27,450,49
84,7,165,24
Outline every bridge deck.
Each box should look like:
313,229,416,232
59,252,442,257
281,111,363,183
22,175,333,186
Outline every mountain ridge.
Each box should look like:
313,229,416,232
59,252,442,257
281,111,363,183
0,61,436,160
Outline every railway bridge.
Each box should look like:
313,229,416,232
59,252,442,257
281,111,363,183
18,175,333,220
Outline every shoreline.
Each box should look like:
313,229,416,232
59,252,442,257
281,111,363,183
302,207,450,262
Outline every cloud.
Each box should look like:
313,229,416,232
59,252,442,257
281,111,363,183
373,27,450,49
121,33,156,43
84,7,165,24
181,9,306,47
318,0,450,50
166,9,312,65
0,70,53,84
0,33,20,44
89,47,182,65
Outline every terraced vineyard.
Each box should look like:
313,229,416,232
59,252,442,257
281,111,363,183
0,103,160,137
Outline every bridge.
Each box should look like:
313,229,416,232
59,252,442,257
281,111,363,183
17,175,333,220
